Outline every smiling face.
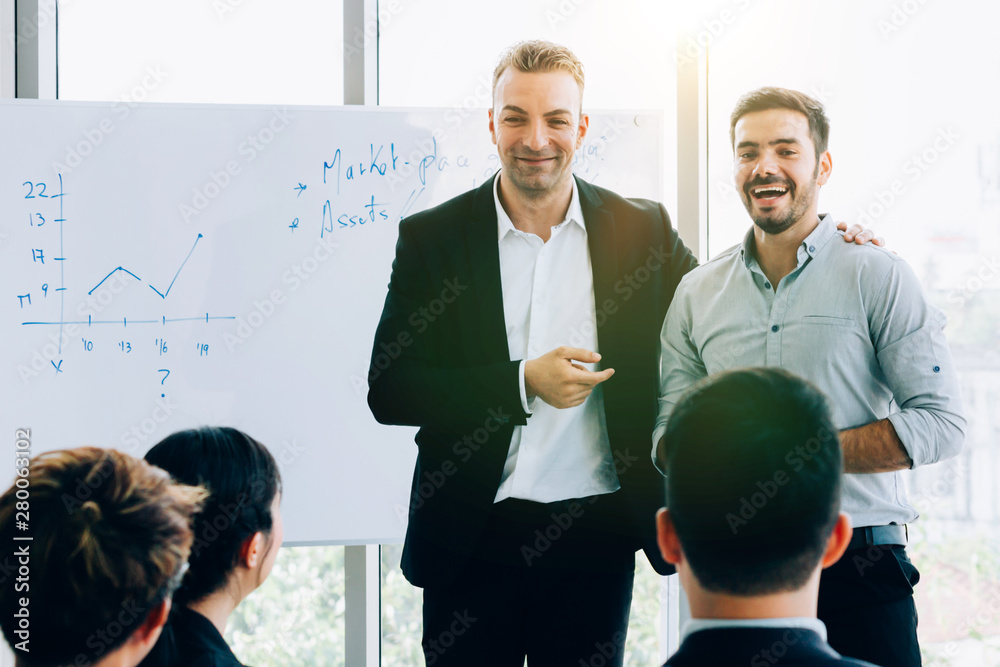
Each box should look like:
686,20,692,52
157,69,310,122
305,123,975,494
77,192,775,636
489,68,588,199
733,108,831,235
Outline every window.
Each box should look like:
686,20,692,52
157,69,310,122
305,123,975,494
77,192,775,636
706,4,1000,663
58,0,344,105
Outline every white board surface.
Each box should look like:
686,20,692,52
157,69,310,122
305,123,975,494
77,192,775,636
0,99,662,544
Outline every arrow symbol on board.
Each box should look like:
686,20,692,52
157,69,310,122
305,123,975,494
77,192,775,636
294,183,307,197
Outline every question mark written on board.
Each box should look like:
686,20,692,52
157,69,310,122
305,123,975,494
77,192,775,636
158,369,170,397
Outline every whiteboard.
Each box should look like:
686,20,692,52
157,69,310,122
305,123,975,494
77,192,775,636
0,99,662,544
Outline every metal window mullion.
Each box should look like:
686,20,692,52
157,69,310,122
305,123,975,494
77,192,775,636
14,0,57,99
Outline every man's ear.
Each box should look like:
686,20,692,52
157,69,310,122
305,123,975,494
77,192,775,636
820,512,852,569
488,108,497,146
816,150,833,186
240,531,266,569
134,597,171,647
575,112,589,148
656,508,683,565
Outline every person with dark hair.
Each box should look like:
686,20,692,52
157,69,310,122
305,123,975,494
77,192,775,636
368,39,882,665
0,447,206,667
654,86,966,666
655,368,875,666
139,427,283,667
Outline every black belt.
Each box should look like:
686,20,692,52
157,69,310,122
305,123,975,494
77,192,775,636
847,524,908,551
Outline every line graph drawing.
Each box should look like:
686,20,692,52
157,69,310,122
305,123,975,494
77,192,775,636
22,313,236,327
150,233,203,299
89,266,142,295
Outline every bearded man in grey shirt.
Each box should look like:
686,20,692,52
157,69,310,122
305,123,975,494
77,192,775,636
652,87,965,667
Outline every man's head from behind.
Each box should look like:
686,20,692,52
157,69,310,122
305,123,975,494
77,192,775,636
655,368,850,599
0,447,206,667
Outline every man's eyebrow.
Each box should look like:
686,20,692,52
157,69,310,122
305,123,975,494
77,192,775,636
500,106,574,117
736,138,802,149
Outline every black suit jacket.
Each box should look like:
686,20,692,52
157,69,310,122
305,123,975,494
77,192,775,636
368,175,697,588
664,627,878,666
138,607,245,667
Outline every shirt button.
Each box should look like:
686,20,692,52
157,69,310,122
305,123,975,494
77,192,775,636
933,366,941,373
808,245,816,253
771,325,780,332
764,282,771,289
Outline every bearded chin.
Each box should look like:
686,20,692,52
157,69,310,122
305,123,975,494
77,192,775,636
743,180,816,235
753,211,797,235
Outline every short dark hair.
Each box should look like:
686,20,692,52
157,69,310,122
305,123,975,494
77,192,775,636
145,427,281,606
656,368,842,595
730,86,830,158
0,447,205,665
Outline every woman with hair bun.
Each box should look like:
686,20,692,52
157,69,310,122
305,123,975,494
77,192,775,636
139,427,283,667
0,447,206,667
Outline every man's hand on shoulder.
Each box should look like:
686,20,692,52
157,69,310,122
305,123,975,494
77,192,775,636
836,221,891,251
524,346,614,409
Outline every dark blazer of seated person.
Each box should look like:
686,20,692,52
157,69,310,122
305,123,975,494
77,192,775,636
654,368,877,667
145,606,244,667
139,427,283,667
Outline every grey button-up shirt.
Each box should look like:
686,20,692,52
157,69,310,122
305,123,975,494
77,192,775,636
652,215,966,528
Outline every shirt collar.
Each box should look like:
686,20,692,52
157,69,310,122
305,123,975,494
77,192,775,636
682,617,828,642
739,213,838,268
494,171,585,242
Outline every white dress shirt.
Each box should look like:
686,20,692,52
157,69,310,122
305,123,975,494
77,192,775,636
681,617,828,641
493,173,621,503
